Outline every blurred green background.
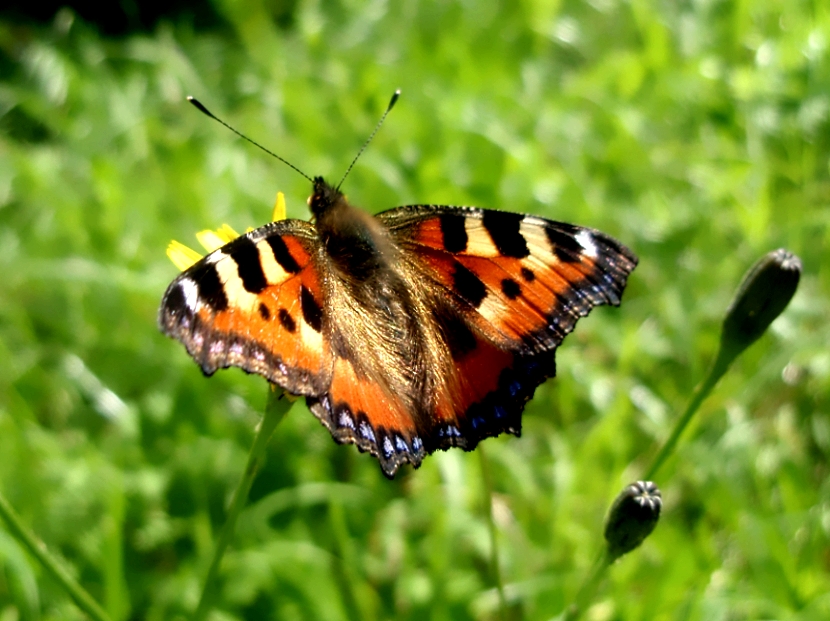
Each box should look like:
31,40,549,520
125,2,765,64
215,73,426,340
1,0,828,619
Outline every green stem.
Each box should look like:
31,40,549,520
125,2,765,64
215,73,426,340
0,490,112,621
327,499,364,621
562,349,736,621
562,548,612,621
478,448,506,621
642,351,731,482
192,387,296,621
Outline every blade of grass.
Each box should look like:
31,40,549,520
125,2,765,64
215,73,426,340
0,488,112,621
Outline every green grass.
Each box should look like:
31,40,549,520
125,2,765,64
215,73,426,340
1,1,829,619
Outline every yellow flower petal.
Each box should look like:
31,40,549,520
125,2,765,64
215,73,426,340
167,191,288,269
195,230,225,253
272,191,286,222
166,240,204,271
196,224,241,253
217,224,240,242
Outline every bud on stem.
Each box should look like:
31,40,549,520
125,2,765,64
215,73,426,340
643,249,802,482
604,481,662,562
715,248,801,375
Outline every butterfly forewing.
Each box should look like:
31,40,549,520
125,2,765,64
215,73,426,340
159,220,333,396
381,205,638,352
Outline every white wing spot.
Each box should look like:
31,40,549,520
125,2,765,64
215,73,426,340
575,230,598,258
339,410,356,430
213,250,259,312
519,218,557,262
256,239,288,285
382,436,394,457
179,278,201,312
464,219,501,257
359,420,375,443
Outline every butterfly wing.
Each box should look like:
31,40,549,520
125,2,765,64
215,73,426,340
378,205,638,456
383,206,637,350
306,355,428,477
159,220,333,396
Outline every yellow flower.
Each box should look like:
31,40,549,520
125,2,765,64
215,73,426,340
167,192,287,270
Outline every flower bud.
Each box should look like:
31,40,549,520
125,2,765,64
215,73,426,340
604,481,661,561
718,249,801,368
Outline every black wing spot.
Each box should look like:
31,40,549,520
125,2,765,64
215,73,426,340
440,213,468,253
300,285,323,332
229,236,268,293
258,303,271,321
501,278,521,299
278,308,297,333
520,267,535,282
164,283,188,314
434,306,478,359
483,211,529,258
452,262,487,308
266,234,301,273
190,263,228,311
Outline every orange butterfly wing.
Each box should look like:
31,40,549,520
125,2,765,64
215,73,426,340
307,356,428,475
388,208,635,348
380,205,638,455
159,221,332,396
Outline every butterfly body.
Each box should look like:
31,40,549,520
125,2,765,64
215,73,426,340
160,176,637,477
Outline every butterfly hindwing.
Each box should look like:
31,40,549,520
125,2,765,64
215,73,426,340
159,220,333,396
308,354,427,475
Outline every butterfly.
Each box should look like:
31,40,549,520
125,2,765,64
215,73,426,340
159,98,638,479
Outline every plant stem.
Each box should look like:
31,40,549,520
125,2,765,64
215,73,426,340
479,448,507,621
643,353,730,481
562,548,612,621
192,387,296,621
0,490,112,621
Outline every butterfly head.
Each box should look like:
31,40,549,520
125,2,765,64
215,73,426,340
308,176,347,221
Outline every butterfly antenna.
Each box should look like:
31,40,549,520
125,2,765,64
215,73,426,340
187,96,313,183
336,89,400,191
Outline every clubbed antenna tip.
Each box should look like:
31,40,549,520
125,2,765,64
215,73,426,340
187,96,213,118
388,89,401,111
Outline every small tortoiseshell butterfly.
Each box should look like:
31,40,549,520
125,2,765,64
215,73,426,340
159,94,638,478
